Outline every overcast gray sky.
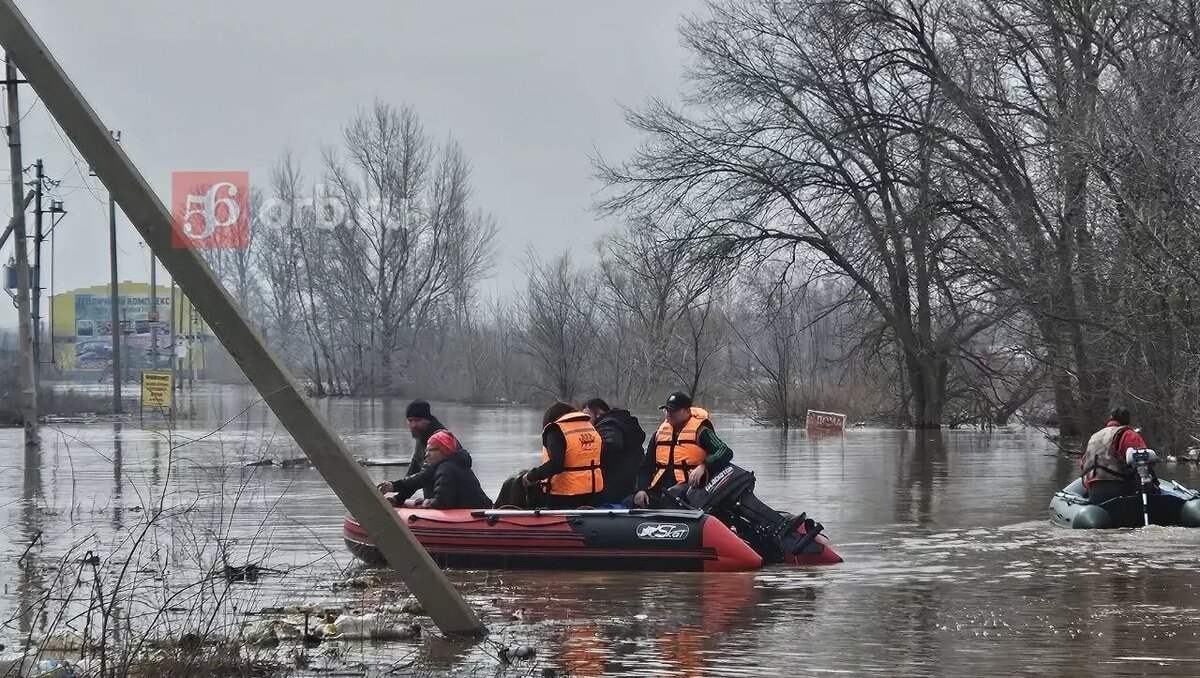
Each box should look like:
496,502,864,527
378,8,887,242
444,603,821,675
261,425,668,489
1,0,700,326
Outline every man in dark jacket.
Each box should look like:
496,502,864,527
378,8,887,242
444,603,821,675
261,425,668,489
581,398,646,506
384,430,492,509
402,399,449,477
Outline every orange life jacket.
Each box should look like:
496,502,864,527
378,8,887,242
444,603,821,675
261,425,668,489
541,412,604,496
653,407,711,487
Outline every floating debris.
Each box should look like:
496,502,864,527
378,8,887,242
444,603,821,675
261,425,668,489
244,457,313,468
498,645,536,663
244,620,280,647
242,604,421,648
34,631,87,652
333,575,382,590
357,458,408,467
221,562,284,583
330,614,420,641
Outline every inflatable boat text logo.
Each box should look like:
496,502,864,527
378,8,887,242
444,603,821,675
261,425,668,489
704,465,734,493
636,523,690,540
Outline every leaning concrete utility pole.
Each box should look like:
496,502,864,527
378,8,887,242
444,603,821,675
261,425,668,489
0,0,484,636
4,54,38,454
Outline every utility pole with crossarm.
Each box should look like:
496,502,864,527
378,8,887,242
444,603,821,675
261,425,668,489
0,0,484,637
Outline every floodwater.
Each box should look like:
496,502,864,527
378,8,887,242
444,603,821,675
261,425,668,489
3,385,1200,677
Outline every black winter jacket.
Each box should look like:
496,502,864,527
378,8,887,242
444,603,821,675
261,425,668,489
390,449,492,509
594,409,646,503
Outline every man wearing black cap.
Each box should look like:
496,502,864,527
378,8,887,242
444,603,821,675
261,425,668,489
632,392,733,508
376,399,458,494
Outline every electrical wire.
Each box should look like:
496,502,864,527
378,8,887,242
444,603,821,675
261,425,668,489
47,113,107,206
1,88,39,129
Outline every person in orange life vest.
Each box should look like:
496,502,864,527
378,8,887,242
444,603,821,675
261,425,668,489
382,430,492,509
521,401,605,509
632,392,733,508
1080,407,1150,506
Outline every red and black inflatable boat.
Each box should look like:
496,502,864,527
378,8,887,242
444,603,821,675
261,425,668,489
343,507,841,572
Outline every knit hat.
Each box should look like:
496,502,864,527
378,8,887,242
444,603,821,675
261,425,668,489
406,399,433,420
426,430,457,455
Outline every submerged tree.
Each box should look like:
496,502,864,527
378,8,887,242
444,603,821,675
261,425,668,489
321,102,496,392
599,0,1003,427
595,218,730,402
519,250,600,402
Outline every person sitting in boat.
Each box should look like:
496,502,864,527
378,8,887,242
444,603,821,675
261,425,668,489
1080,406,1153,507
581,397,646,507
632,392,733,508
381,430,492,509
400,399,452,478
376,399,464,494
629,392,819,558
517,402,606,509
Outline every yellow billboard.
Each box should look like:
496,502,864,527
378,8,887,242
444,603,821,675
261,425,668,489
51,282,209,371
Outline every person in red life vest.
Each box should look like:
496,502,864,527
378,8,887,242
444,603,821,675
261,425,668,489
1080,407,1150,506
521,402,605,509
632,392,733,508
382,430,492,509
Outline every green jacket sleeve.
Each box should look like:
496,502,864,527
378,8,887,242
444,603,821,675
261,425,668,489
697,427,733,467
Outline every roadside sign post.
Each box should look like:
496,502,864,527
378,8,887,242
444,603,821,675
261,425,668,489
139,369,172,421
805,409,847,434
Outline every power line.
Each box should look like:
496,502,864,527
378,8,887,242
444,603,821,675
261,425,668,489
46,113,105,205
0,88,38,130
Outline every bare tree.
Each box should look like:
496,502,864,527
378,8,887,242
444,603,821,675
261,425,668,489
599,0,1003,427
255,154,304,364
670,293,728,401
518,250,599,402
596,218,730,402
727,261,857,426
319,101,497,393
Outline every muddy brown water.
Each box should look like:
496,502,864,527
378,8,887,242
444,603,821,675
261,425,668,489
2,385,1200,677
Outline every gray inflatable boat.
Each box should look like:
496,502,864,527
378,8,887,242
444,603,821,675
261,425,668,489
1049,477,1200,529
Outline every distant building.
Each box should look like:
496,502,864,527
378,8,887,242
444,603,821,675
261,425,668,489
50,282,211,375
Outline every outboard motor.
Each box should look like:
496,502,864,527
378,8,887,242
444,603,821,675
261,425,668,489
665,464,824,563
1126,448,1159,526
668,464,756,511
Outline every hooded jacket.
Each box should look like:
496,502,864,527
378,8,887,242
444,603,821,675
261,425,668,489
402,417,448,479
390,449,493,510
593,409,646,503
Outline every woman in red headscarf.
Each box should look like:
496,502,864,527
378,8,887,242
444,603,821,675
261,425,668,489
383,430,492,509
